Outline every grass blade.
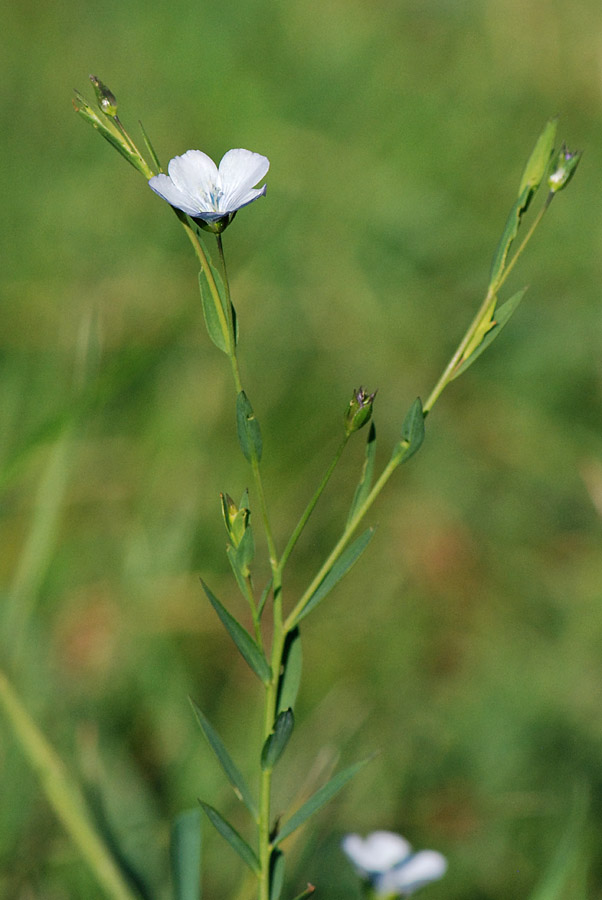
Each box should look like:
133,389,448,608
170,809,202,900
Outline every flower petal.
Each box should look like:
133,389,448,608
218,148,270,210
148,173,201,216
168,149,218,202
342,832,412,875
375,851,447,896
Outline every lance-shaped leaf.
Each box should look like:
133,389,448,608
396,397,425,464
201,580,271,683
294,528,375,625
261,709,295,771
276,627,302,714
236,392,263,463
269,850,286,900
199,802,260,875
452,287,528,379
190,699,258,819
347,422,377,526
519,117,558,199
489,185,531,291
274,757,371,845
170,809,202,900
198,263,231,355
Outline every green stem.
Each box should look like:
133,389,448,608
284,451,401,631
0,668,139,900
423,192,554,415
215,234,279,575
278,435,350,576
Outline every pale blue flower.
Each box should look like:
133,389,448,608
148,148,269,226
342,831,447,897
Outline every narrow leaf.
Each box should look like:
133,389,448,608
190,699,258,819
277,627,302,714
236,392,263,463
453,287,528,378
519,117,558,198
397,397,425,464
201,580,271,683
199,802,260,874
226,544,252,599
274,758,371,845
489,185,531,290
199,269,229,354
258,577,273,620
295,528,375,624
269,850,286,900
236,525,255,574
138,119,161,173
170,809,202,900
261,709,295,770
347,422,377,525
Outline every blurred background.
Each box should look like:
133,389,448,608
1,0,602,897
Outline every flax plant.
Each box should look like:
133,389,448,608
0,75,581,900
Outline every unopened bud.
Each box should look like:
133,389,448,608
548,144,582,193
90,74,118,118
344,387,376,435
220,492,250,548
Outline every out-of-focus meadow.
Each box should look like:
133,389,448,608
1,0,602,897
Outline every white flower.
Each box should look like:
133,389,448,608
342,831,447,897
148,148,269,226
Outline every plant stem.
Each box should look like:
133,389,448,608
423,192,554,415
0,668,139,900
284,451,402,631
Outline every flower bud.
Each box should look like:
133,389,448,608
89,74,118,118
220,492,250,548
548,144,582,193
344,387,376,435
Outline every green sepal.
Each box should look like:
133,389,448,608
489,185,531,291
394,397,425,464
347,422,376,526
198,266,230,355
261,709,295,771
294,528,375,625
236,392,263,463
170,809,202,900
453,287,528,379
201,579,271,683
269,850,286,900
519,117,558,199
273,757,372,845
199,801,260,874
276,627,302,714
189,698,258,819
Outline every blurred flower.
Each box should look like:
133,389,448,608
148,148,269,231
342,830,447,897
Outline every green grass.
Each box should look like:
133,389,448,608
1,0,602,897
